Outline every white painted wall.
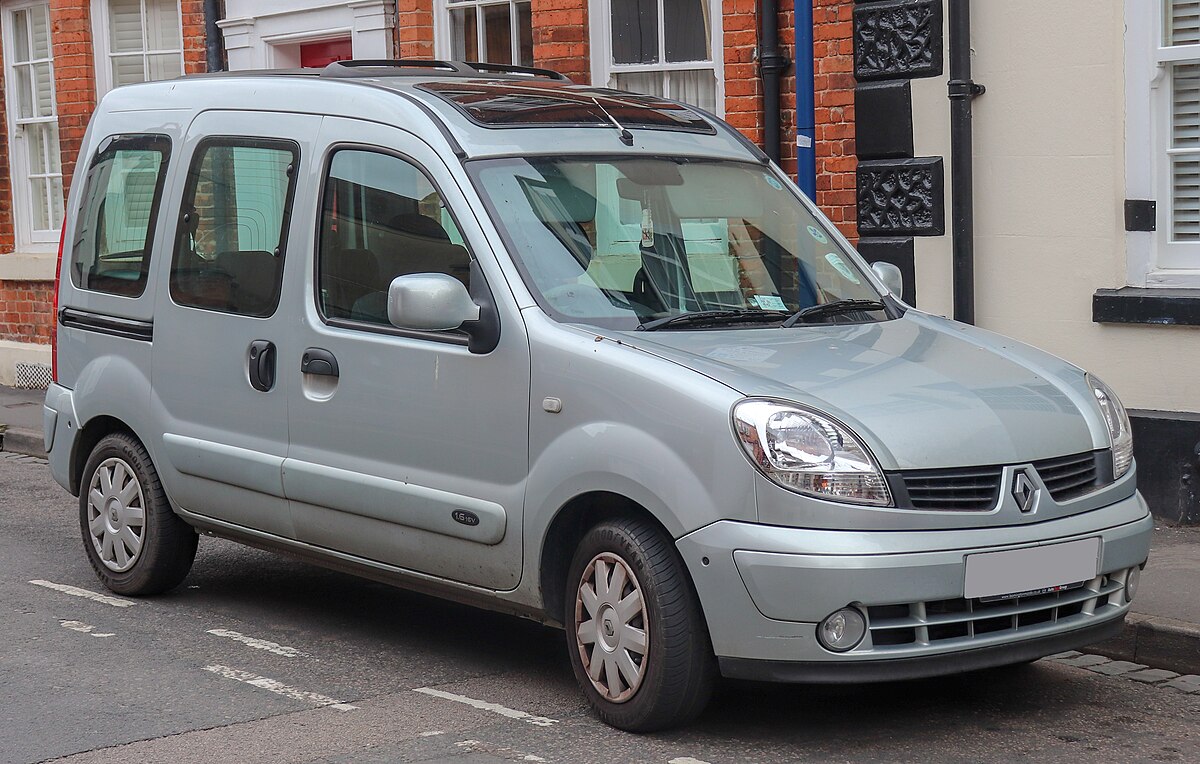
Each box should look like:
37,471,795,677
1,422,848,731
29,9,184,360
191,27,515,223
909,0,1200,413
219,0,394,70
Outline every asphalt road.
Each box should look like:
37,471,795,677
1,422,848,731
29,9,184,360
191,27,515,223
2,452,1198,764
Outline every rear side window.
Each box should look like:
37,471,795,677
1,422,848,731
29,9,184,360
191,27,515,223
70,134,171,297
170,138,299,317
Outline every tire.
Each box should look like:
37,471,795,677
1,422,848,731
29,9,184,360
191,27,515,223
79,432,198,595
565,517,715,732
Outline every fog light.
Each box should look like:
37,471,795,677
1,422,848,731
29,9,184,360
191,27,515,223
817,607,866,652
1125,566,1141,603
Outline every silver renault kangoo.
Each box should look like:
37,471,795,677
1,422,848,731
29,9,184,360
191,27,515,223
45,60,1152,731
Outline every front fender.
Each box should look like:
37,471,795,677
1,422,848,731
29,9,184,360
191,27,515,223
521,420,757,602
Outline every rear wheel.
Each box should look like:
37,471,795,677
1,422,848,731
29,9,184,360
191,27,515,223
565,517,714,732
79,433,197,595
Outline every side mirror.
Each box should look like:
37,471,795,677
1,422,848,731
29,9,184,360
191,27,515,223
871,261,904,298
387,273,480,331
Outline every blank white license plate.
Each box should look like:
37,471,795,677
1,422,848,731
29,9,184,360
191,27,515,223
963,537,1101,601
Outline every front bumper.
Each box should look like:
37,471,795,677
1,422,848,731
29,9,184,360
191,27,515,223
677,490,1152,680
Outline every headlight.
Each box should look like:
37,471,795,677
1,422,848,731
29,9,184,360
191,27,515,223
733,399,891,505
1087,374,1133,479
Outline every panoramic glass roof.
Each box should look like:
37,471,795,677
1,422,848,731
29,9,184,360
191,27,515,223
416,80,716,134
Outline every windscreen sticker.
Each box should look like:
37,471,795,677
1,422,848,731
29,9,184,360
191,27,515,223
807,225,828,244
753,294,787,311
641,205,654,247
763,174,784,191
824,252,861,284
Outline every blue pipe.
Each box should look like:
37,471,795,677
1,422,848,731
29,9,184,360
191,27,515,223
794,0,816,199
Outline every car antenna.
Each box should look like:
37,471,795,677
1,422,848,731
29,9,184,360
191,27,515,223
593,97,634,146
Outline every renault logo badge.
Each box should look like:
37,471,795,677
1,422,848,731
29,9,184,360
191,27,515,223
1012,469,1039,513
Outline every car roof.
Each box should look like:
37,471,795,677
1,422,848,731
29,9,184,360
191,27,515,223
96,60,765,163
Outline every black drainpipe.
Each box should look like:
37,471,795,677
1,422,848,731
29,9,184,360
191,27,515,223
947,0,984,324
759,0,791,165
204,0,224,72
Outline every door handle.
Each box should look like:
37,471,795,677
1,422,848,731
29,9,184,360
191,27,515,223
248,340,276,392
301,347,339,378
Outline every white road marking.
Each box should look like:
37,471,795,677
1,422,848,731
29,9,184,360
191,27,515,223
669,758,713,764
30,579,136,608
60,620,115,638
413,687,558,727
206,628,306,657
456,739,548,762
203,665,357,710
419,731,446,737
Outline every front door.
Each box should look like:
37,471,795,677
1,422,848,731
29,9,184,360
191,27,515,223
151,111,322,537
283,118,531,589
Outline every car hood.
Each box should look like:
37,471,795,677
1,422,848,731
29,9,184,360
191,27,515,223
607,311,1109,470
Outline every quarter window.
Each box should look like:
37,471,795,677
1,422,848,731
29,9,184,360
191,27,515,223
317,149,471,328
71,134,171,297
440,0,533,67
170,139,299,317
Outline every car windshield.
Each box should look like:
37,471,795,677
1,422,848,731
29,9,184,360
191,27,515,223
469,156,887,330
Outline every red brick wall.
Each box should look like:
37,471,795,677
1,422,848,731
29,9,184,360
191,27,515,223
181,1,210,74
0,23,12,255
49,0,97,201
0,280,55,344
812,0,856,241
396,0,434,58
531,0,589,84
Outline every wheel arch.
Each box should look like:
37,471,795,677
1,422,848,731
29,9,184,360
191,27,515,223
70,415,141,496
538,491,678,626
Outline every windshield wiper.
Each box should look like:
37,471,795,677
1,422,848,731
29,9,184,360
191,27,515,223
637,309,786,332
781,299,888,327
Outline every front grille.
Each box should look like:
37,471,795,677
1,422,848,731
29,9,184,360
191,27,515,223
888,450,1109,511
1034,452,1100,502
865,568,1133,652
896,466,1003,511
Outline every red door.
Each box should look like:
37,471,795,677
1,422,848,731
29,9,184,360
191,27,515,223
301,39,353,68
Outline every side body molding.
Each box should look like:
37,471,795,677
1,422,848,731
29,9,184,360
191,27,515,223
282,459,507,545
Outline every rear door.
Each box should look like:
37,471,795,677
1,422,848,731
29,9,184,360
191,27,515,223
151,111,321,537
282,118,531,589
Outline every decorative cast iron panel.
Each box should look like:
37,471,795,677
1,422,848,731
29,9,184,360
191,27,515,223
853,0,943,81
857,157,945,236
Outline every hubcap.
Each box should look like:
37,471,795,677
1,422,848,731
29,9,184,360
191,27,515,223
86,457,146,573
574,552,649,703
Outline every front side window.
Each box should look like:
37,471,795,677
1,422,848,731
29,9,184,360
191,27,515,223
592,0,722,114
441,0,533,67
470,156,885,329
93,0,184,93
317,149,471,327
71,134,171,296
170,139,298,317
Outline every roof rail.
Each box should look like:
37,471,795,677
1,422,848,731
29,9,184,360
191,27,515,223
321,59,466,77
461,61,570,81
320,59,570,82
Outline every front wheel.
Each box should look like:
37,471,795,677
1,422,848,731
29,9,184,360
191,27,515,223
565,517,715,732
79,433,198,595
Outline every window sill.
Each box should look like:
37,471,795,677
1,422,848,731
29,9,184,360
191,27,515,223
1092,287,1200,326
0,252,58,282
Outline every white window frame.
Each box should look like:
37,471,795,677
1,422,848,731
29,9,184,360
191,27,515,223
90,0,185,98
2,0,62,251
587,0,724,116
434,0,532,66
1125,0,1200,288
